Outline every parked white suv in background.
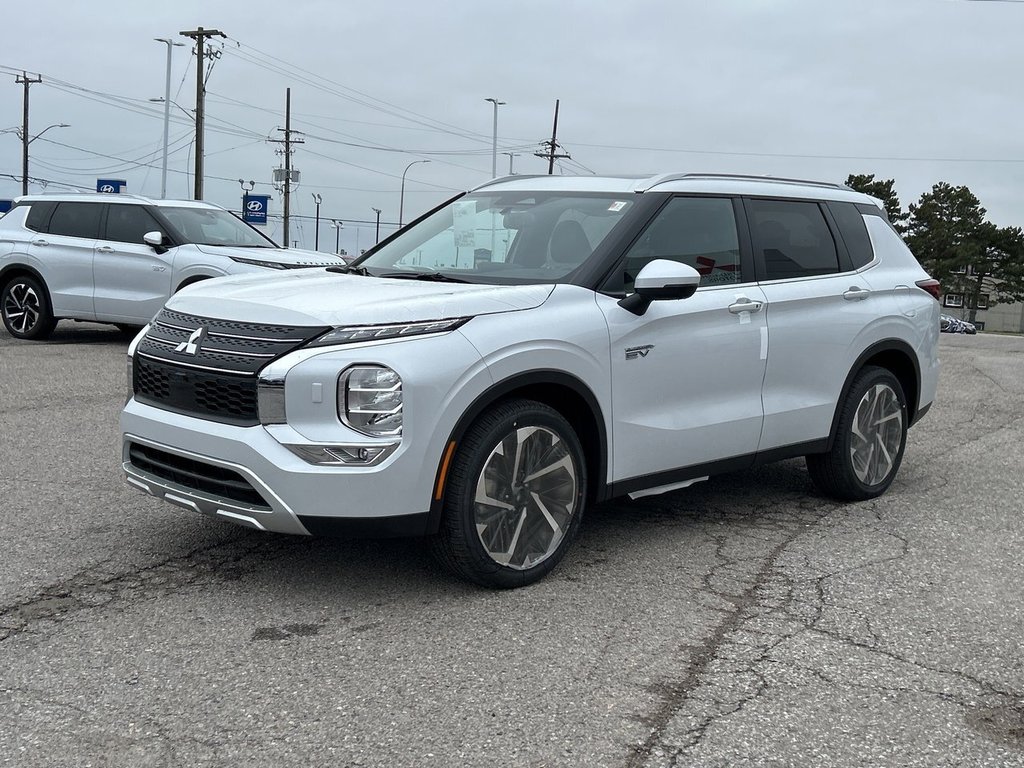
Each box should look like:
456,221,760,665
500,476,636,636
120,173,940,588
0,194,343,339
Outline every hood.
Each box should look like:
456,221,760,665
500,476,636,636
194,243,347,267
167,269,555,326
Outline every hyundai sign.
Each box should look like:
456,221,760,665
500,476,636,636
0,200,12,214
96,179,127,194
242,194,270,225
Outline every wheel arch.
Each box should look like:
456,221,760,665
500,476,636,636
175,274,214,292
826,340,921,452
0,263,55,312
426,369,609,535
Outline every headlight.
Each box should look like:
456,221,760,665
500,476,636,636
230,256,287,270
309,317,469,347
339,365,402,436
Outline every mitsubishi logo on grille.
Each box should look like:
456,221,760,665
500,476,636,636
174,327,207,356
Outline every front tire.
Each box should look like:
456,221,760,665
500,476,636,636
807,366,908,501
1,275,56,340
431,399,587,588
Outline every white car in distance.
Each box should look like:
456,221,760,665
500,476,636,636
0,194,343,339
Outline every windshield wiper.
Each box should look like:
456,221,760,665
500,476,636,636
377,271,469,283
326,265,371,276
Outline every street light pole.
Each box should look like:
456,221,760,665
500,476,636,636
399,159,430,228
484,97,505,179
312,193,322,251
503,151,518,175
372,208,382,244
330,219,343,255
16,122,69,195
155,38,184,199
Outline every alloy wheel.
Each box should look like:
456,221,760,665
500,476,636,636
849,383,904,486
3,282,41,335
473,425,579,570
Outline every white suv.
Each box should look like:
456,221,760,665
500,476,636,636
0,194,343,339
120,173,940,588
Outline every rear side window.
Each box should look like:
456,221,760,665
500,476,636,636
25,201,57,232
748,199,839,280
104,205,161,245
47,202,102,239
828,201,875,269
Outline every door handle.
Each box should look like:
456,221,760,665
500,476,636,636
728,297,764,314
843,286,870,301
96,246,115,254
31,239,49,246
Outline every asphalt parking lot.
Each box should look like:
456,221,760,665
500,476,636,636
1,323,1023,767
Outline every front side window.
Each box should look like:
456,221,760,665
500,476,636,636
158,206,278,248
357,192,636,284
605,196,742,294
47,202,102,239
748,199,839,280
105,205,162,245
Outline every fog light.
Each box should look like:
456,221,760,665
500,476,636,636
339,365,402,436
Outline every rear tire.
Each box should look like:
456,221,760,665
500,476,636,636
807,366,907,501
1,275,56,340
431,399,586,588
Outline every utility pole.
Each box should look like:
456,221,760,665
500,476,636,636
17,72,42,195
269,88,303,249
372,208,382,244
312,193,322,251
179,26,225,200
534,99,570,175
503,151,519,175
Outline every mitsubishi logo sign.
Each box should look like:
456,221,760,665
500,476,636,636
174,327,206,356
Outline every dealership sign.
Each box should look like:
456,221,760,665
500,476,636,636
242,194,270,225
96,179,127,194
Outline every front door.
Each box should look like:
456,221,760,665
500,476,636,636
92,204,173,323
597,196,767,489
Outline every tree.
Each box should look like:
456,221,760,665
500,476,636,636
906,183,1024,323
845,174,907,233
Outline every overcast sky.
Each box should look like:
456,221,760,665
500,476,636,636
2,0,1022,253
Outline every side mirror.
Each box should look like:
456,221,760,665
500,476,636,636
144,230,168,254
618,259,700,316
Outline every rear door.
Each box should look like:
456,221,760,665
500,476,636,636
27,201,102,319
92,204,173,323
597,195,768,489
746,197,884,451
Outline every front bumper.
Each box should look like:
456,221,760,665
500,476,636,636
121,398,438,536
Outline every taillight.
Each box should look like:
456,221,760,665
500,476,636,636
916,279,941,301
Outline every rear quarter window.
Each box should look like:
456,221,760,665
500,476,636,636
828,201,875,269
24,201,58,232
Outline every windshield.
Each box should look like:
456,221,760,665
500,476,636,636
159,206,279,248
356,192,636,284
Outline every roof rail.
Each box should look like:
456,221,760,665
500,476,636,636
644,173,850,192
470,174,549,192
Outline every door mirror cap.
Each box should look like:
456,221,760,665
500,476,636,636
144,230,168,254
619,259,701,315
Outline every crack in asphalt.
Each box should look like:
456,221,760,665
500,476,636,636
0,532,276,643
625,491,1024,767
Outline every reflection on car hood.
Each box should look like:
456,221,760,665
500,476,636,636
167,269,555,326
193,243,347,267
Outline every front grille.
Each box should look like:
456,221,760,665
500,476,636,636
132,309,329,424
128,442,270,508
135,356,259,425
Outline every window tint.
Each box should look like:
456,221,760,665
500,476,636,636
609,196,741,293
47,202,102,239
105,204,161,245
748,199,839,280
829,201,874,269
25,201,57,232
